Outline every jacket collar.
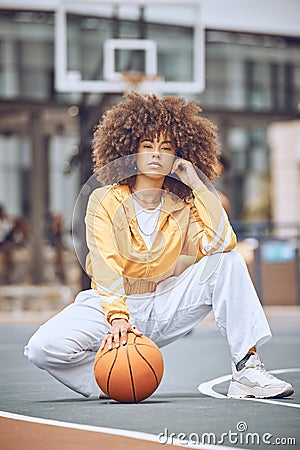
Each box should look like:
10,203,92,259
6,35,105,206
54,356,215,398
110,183,186,215
110,183,187,237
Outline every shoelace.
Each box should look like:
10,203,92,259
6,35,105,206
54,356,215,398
253,361,276,379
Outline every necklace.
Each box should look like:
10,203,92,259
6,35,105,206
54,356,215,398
132,190,162,207
133,198,163,237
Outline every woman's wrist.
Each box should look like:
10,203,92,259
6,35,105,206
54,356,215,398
111,318,128,325
109,312,129,324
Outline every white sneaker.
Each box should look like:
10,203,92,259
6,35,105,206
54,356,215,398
227,353,294,399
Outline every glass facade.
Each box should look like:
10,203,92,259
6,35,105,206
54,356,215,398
0,12,55,99
203,31,300,112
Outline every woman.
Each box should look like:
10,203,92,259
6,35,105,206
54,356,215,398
25,92,293,399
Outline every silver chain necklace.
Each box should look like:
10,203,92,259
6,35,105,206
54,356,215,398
134,198,163,236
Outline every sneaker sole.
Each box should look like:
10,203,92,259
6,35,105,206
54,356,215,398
227,381,294,399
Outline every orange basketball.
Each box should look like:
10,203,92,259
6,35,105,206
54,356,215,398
94,332,164,403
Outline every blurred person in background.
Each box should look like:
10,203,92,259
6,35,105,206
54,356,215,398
0,204,13,283
46,211,66,283
0,205,30,283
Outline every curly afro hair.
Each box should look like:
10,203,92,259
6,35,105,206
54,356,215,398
92,91,220,200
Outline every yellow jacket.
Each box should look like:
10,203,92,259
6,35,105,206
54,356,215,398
85,183,236,324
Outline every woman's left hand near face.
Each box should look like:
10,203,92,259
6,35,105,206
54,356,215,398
100,318,142,351
171,158,203,190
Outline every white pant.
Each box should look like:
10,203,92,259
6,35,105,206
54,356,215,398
24,251,271,397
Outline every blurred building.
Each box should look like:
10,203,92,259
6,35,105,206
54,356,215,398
0,0,299,284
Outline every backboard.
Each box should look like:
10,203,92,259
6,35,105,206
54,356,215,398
54,0,204,94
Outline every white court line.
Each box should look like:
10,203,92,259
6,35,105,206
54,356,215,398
198,368,300,409
0,410,243,450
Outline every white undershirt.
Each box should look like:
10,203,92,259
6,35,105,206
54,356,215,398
133,198,163,249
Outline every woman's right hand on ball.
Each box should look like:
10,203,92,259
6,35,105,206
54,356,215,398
100,318,142,350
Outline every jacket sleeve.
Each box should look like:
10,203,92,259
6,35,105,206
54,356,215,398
85,188,130,324
188,184,237,257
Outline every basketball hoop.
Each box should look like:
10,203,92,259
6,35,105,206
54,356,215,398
54,1,204,94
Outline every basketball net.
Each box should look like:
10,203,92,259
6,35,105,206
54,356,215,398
121,72,164,93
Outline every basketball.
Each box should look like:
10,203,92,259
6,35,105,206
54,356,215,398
94,332,164,403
